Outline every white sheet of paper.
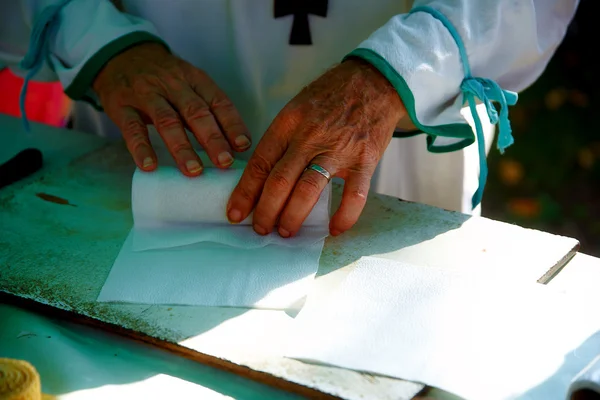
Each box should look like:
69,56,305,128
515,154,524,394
286,257,600,400
97,167,330,309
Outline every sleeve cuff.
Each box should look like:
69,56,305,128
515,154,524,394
343,2,484,154
345,48,474,153
63,31,167,109
44,0,168,109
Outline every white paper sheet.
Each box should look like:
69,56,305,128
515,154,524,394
98,166,330,309
286,257,600,400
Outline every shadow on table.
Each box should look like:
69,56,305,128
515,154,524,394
0,302,301,399
517,330,600,400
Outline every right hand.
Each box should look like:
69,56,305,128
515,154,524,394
92,42,251,176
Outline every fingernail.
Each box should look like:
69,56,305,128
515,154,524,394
218,152,234,166
235,135,251,149
142,157,154,169
278,228,291,238
228,208,242,223
254,224,268,236
186,160,203,174
331,229,341,237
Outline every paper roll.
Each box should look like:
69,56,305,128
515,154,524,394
132,167,245,227
0,358,41,400
132,166,329,227
131,166,331,251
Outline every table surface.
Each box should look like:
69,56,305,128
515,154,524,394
0,114,589,400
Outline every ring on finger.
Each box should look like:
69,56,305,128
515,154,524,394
305,163,331,182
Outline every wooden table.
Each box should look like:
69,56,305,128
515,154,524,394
0,114,586,399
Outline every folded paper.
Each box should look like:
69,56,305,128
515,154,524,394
98,166,330,309
286,257,600,400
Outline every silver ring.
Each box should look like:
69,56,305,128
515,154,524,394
305,163,331,181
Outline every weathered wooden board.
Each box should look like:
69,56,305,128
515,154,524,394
0,116,579,400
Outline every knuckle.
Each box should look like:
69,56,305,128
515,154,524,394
153,107,182,130
282,102,304,120
210,96,235,111
265,171,291,193
296,175,322,198
357,148,379,167
203,130,225,146
122,117,146,136
273,110,305,136
127,135,148,152
248,155,273,180
169,141,193,155
163,74,186,91
181,101,212,122
348,188,368,202
234,184,256,205
131,76,157,96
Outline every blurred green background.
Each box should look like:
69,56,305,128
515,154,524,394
482,0,600,256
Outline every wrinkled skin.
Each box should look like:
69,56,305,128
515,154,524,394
93,43,252,176
94,43,407,237
227,58,407,237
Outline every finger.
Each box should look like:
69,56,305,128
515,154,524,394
190,72,252,153
278,156,336,238
169,86,235,168
113,106,157,171
226,126,289,225
252,148,316,235
140,95,203,176
330,170,372,236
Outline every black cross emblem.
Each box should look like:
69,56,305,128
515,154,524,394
274,0,329,45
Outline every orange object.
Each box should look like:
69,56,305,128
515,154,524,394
0,358,41,400
0,68,71,127
498,159,525,186
507,198,541,219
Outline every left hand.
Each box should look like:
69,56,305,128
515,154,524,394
227,58,407,237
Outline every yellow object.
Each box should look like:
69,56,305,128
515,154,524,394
0,359,41,400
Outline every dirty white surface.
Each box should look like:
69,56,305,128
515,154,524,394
0,115,581,399
0,302,302,400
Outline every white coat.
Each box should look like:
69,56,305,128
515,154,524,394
0,0,578,213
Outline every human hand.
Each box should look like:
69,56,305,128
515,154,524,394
227,58,407,237
93,42,251,176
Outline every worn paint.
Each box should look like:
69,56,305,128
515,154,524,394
35,192,76,207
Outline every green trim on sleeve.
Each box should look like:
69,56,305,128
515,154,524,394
344,48,475,154
392,130,421,139
426,135,473,153
64,31,168,101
